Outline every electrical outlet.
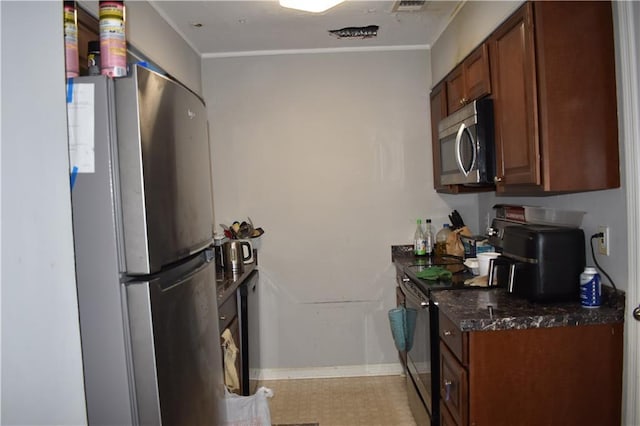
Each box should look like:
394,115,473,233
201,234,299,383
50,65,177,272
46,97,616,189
598,226,610,256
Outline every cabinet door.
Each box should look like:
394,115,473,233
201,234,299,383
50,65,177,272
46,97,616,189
463,43,491,102
533,1,619,193
489,3,541,189
430,82,448,191
445,66,465,113
467,324,623,425
445,44,491,114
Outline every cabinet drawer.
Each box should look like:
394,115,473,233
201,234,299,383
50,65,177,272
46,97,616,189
440,342,468,426
218,290,237,332
439,311,468,365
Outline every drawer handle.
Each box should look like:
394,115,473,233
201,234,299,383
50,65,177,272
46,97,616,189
219,315,226,321
444,379,452,401
443,330,452,336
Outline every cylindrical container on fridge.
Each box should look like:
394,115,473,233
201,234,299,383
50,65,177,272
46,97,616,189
64,1,79,78
87,40,101,76
580,267,602,308
99,0,127,77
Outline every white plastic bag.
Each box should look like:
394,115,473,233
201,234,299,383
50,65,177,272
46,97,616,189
222,386,273,426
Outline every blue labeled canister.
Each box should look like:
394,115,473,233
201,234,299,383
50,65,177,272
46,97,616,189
580,267,601,308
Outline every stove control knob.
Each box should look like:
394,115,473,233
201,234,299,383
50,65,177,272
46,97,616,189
487,227,498,237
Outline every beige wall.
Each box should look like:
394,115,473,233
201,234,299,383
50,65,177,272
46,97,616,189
202,50,481,371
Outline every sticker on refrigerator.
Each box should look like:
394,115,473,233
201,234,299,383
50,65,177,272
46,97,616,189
67,83,95,173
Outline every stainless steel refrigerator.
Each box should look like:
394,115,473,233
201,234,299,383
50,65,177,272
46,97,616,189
69,65,225,425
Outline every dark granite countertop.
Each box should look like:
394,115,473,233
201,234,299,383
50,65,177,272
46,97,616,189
216,261,257,305
431,287,625,332
391,244,625,332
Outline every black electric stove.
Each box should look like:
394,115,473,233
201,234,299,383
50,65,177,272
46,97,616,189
399,257,474,426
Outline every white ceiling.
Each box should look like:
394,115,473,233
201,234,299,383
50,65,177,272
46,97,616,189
146,1,463,57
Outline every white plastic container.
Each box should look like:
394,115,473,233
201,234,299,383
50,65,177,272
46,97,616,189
477,252,500,276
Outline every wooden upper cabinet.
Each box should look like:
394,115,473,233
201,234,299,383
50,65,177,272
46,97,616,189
488,1,620,194
445,44,491,113
488,3,540,188
444,66,464,113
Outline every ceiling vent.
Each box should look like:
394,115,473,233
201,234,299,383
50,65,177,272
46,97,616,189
392,0,428,12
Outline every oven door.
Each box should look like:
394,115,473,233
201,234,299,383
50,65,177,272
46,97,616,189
400,276,440,424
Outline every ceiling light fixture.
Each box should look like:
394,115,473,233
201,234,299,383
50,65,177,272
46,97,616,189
279,0,345,13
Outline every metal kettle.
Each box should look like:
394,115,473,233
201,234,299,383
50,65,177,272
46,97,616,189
222,240,252,272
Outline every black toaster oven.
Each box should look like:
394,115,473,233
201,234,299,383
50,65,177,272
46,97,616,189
493,225,586,302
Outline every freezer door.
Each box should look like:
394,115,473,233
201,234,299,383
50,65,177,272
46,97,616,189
116,65,214,274
124,254,226,425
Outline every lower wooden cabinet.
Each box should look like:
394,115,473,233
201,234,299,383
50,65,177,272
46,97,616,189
439,310,623,425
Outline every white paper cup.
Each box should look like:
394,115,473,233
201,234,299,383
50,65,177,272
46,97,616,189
477,252,500,276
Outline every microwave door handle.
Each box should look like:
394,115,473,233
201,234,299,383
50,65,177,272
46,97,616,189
454,123,476,176
468,127,477,173
455,123,477,176
454,123,464,173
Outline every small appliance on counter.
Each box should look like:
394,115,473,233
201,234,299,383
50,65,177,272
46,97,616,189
489,224,586,302
487,204,585,251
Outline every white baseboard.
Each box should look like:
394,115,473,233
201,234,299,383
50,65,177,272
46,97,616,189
252,363,405,381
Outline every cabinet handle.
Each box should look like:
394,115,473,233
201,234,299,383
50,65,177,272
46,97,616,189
443,330,452,336
444,379,452,401
459,98,465,105
219,315,226,321
494,176,504,184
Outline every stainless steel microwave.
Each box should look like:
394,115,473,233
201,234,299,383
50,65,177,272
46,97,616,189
437,98,494,186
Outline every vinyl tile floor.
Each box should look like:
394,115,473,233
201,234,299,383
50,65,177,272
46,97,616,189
261,375,417,426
